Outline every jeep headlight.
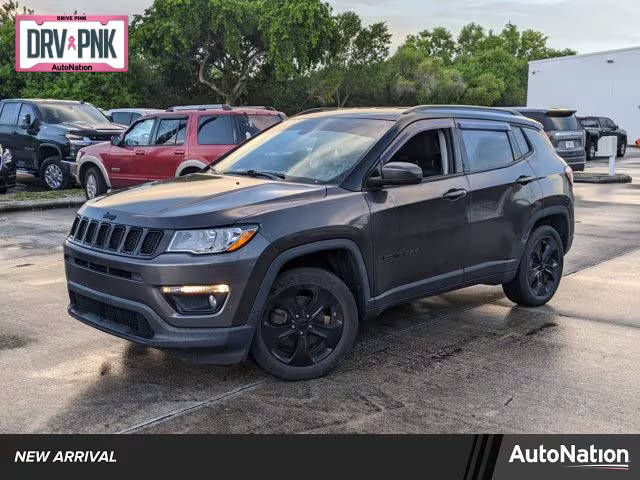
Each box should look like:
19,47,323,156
167,226,258,254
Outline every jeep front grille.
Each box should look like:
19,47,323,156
68,215,165,258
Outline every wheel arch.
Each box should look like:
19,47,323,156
77,155,112,188
249,239,372,322
523,206,573,254
176,159,208,176
37,143,62,168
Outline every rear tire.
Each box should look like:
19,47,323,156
0,186,6,194
40,157,70,191
503,225,564,307
83,166,108,199
251,267,358,380
586,140,596,161
617,139,627,158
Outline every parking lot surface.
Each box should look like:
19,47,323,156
1,153,640,433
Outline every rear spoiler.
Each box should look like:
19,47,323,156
544,109,577,117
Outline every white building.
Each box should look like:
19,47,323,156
527,46,640,144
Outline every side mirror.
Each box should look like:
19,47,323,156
367,162,423,188
20,114,32,129
612,124,619,130
111,134,122,146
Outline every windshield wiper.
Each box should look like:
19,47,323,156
223,169,285,181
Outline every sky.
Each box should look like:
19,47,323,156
23,0,640,55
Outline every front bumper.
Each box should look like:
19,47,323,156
64,234,271,362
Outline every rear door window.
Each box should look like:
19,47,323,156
153,117,187,145
579,118,599,128
0,103,20,125
461,129,515,172
197,115,235,145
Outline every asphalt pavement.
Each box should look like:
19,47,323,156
1,153,640,433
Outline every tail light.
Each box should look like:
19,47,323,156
564,165,574,186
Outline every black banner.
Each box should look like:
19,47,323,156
1,434,637,478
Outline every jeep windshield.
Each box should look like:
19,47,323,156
212,117,391,184
38,103,109,124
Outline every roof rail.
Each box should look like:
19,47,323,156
235,105,276,111
295,107,341,116
403,105,521,116
166,104,233,112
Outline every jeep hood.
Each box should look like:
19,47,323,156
79,173,327,229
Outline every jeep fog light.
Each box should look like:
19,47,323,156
161,284,229,314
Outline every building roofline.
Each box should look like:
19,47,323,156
529,45,640,65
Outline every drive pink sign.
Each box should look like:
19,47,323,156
15,15,128,72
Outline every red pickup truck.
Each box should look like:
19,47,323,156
74,106,285,198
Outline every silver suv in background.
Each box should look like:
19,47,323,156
514,108,586,171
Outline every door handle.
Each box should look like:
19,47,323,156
134,150,145,156
174,150,185,155
442,188,467,200
516,175,536,185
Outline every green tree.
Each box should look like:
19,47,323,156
133,0,335,105
403,27,457,64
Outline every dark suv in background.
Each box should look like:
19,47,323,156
0,99,124,190
515,108,586,171
578,116,627,159
64,106,574,380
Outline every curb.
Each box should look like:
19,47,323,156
0,196,86,213
574,172,632,184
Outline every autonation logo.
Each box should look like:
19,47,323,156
509,444,630,471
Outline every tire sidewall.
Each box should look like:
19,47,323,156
516,226,564,306
40,157,69,191
84,166,107,199
251,267,359,381
617,139,626,158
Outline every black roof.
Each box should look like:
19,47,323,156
295,105,541,128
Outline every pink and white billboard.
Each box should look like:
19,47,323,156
15,15,128,72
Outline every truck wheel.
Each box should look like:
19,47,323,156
586,140,596,161
617,139,627,158
83,166,108,199
503,225,564,307
251,267,358,380
40,157,70,191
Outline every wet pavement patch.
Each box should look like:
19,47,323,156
0,333,30,350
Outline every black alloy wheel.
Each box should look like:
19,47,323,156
252,267,358,380
263,285,344,367
527,236,561,298
503,225,564,307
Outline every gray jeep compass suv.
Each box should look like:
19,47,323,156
64,106,574,380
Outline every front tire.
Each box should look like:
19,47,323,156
40,157,70,191
83,166,108,199
251,267,358,380
503,225,564,307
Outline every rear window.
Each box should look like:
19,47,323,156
520,111,579,131
197,115,235,145
579,118,599,128
111,112,132,125
237,114,281,140
511,127,531,158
